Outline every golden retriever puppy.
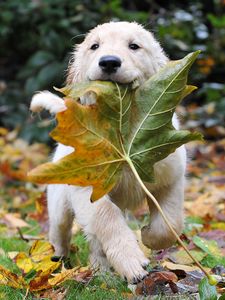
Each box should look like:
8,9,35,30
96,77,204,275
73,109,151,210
30,21,186,283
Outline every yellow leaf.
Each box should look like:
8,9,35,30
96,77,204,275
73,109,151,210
35,257,61,273
15,241,60,274
0,127,8,136
49,266,92,286
48,267,79,286
211,222,225,231
15,252,34,274
28,240,55,261
0,265,26,289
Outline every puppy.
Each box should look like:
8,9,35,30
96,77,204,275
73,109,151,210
30,21,186,283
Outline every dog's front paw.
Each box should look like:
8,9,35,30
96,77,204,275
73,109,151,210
30,91,67,114
118,255,149,284
107,245,149,283
89,252,111,272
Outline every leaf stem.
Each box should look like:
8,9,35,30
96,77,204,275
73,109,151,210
126,157,217,284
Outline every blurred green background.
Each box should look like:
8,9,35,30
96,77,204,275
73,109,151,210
0,0,224,143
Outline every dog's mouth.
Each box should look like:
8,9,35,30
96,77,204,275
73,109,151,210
96,78,130,85
88,76,139,89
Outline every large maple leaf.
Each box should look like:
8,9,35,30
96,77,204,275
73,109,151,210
28,51,202,201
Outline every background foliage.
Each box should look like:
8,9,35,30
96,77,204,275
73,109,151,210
0,0,225,143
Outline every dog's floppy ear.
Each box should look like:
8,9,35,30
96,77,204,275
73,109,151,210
147,32,169,74
66,65,75,85
66,55,78,84
66,45,82,84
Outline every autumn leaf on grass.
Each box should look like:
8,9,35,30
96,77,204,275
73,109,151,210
28,51,202,201
0,241,59,291
135,271,178,296
0,240,92,292
0,265,26,289
14,240,60,274
193,236,225,268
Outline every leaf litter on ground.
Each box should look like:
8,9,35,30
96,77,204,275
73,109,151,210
0,240,92,292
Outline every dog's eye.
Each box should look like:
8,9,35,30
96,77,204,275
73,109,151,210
129,43,140,50
90,43,99,50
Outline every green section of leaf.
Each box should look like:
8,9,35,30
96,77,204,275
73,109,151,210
183,216,204,234
185,216,204,225
201,254,225,268
127,52,202,181
193,236,222,257
198,277,218,300
24,269,37,283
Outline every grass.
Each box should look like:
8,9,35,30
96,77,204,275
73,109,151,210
0,231,131,300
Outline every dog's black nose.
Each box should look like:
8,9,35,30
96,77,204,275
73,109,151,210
99,56,121,74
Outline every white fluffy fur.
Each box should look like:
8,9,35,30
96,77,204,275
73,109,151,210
30,22,186,283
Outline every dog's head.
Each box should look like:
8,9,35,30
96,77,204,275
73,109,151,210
67,21,168,85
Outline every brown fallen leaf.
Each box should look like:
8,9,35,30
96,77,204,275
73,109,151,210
48,266,92,286
136,271,178,296
29,269,53,291
2,213,30,228
40,287,67,300
28,193,48,229
48,267,80,286
73,267,92,283
176,270,204,294
162,261,202,273
185,186,224,218
0,265,25,289
0,161,28,181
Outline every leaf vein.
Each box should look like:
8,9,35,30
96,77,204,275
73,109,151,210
130,140,183,158
127,60,192,154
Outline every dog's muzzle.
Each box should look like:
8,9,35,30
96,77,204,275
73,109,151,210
99,55,122,74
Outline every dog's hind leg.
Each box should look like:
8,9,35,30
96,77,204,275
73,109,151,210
141,146,186,250
141,178,185,250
